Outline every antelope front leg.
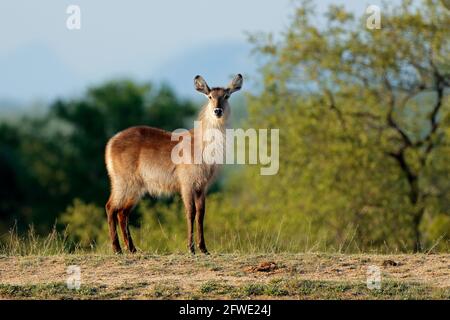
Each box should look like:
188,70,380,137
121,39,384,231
194,191,208,254
118,206,137,253
181,188,196,254
105,200,121,254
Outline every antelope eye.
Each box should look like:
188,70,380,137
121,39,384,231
224,95,229,99
208,96,212,99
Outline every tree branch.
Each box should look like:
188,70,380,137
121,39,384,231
411,55,447,167
385,148,419,203
324,89,347,130
384,76,413,147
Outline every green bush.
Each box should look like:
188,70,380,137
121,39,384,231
60,198,108,249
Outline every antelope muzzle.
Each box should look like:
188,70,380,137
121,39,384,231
213,108,223,118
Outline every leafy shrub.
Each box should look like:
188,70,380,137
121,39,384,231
60,198,108,249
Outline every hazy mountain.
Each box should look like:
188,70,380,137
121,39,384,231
0,41,258,112
154,41,259,98
0,43,83,103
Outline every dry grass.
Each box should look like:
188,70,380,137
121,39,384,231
0,253,448,299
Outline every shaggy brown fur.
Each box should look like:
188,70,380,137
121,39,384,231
105,74,243,254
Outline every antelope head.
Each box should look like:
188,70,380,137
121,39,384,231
194,74,243,120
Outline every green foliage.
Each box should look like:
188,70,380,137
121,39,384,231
0,225,70,256
0,1,449,254
0,80,196,236
422,213,450,251
132,198,187,253
60,199,108,249
235,0,449,252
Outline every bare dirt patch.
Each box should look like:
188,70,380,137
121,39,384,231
0,253,448,299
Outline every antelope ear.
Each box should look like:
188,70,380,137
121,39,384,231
194,75,210,95
228,74,243,94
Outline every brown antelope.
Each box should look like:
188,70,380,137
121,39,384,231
105,74,243,254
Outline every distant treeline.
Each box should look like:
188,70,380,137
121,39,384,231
0,81,197,235
0,0,449,253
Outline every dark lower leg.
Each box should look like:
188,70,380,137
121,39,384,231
195,192,208,254
107,208,121,253
186,210,195,254
118,206,136,253
182,189,196,254
126,223,136,253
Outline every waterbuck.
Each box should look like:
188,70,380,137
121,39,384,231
105,74,243,254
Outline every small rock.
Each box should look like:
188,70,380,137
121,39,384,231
249,261,278,272
382,259,399,267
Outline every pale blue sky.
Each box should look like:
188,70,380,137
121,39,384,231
0,0,390,105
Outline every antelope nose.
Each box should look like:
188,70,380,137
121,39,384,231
214,108,223,117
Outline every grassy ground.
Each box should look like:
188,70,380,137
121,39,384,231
0,253,448,300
